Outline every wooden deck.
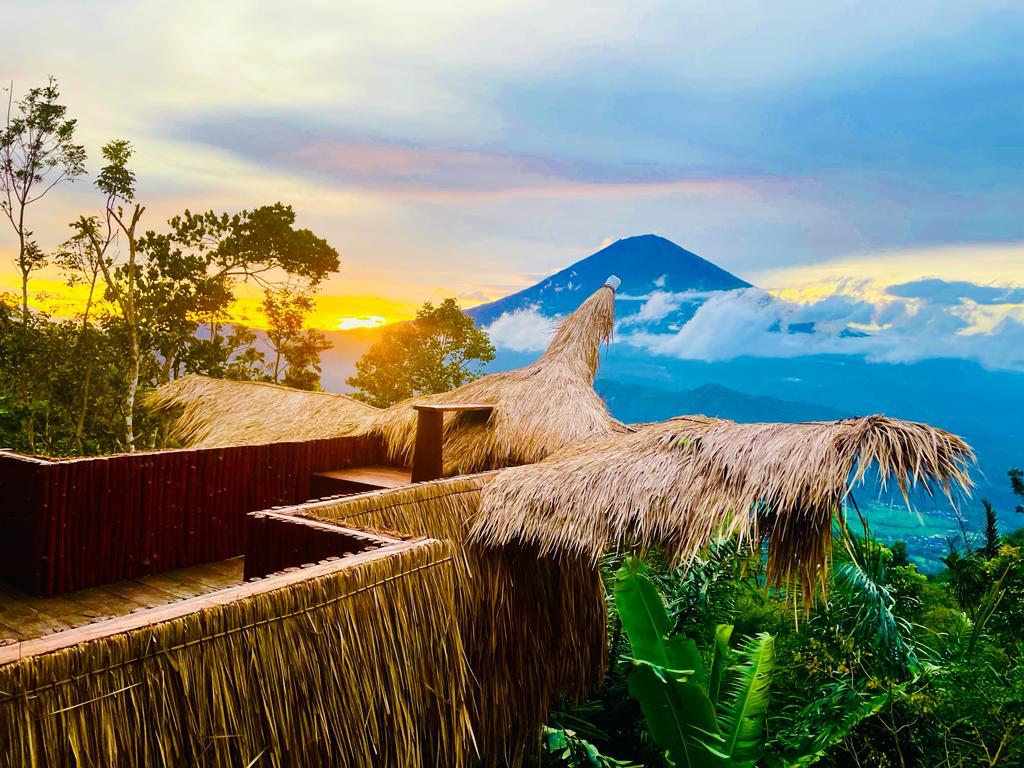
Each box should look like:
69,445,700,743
309,464,413,497
314,465,413,489
0,557,243,644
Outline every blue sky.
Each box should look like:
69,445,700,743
1,1,1022,349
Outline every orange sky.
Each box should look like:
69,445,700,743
0,265,501,330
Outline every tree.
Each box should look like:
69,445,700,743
983,499,1001,559
70,140,340,450
71,139,146,450
347,298,495,407
261,288,330,389
0,78,86,319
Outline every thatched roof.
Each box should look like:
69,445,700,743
368,278,628,475
470,415,973,597
148,375,378,448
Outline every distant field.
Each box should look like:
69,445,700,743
856,499,972,573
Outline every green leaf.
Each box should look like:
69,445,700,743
713,633,774,768
614,557,708,687
708,624,734,706
627,665,724,768
616,557,725,767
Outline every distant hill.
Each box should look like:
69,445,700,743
467,234,750,326
596,379,849,425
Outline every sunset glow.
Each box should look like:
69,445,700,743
336,315,386,330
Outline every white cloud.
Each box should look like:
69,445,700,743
615,287,1024,371
618,289,719,326
484,306,557,352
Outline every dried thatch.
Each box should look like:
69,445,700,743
0,540,473,767
367,279,628,475
471,415,973,598
299,474,607,764
147,374,379,448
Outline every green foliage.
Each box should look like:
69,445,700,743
1010,468,1024,514
614,557,775,768
983,499,1001,559
541,726,640,767
765,684,892,768
347,298,495,407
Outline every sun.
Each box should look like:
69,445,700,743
336,315,387,331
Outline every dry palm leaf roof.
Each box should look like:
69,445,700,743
147,375,378,448
470,414,973,598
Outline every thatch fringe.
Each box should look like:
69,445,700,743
150,281,627,475
0,541,474,768
471,415,974,600
146,374,379,448
302,475,607,764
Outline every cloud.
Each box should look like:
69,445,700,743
618,290,713,326
612,288,1024,371
480,285,1024,371
887,278,1024,306
483,306,557,352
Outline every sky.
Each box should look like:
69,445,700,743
1,1,1022,347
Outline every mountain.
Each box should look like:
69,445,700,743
596,379,849,425
467,234,750,326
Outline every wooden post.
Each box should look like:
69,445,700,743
411,407,444,483
410,403,494,483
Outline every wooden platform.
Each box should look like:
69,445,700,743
0,557,243,645
310,464,413,497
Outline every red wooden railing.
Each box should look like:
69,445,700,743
0,436,383,596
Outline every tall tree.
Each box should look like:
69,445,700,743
261,288,330,389
1010,468,1023,514
71,139,146,450
0,78,86,319
55,230,109,452
347,298,494,407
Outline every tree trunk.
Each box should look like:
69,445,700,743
73,363,93,454
125,331,140,452
73,273,99,454
18,228,29,322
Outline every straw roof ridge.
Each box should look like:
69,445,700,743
470,413,974,599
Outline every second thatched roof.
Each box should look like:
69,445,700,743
470,414,973,597
148,375,379,448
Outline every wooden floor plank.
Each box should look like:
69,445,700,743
0,558,245,642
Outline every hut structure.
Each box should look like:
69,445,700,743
150,276,628,475
0,275,977,767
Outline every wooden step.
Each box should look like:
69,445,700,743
310,465,412,498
